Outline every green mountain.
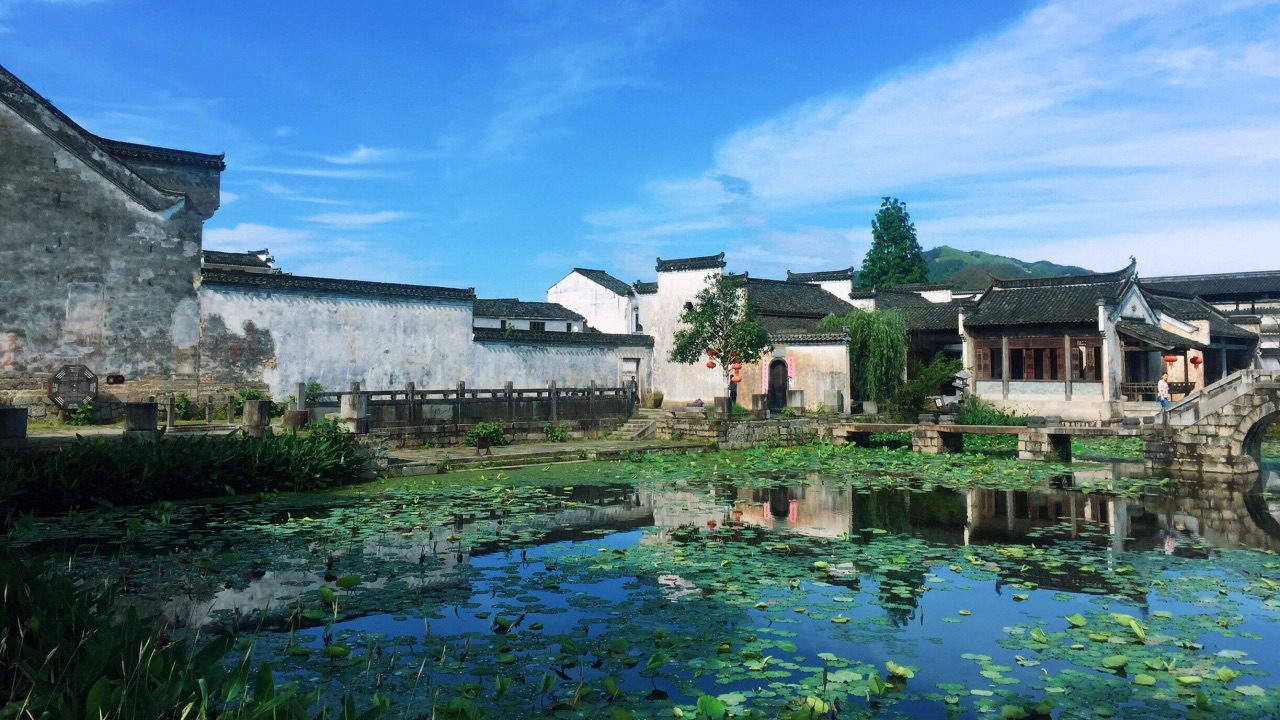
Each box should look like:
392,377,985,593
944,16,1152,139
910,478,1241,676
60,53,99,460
923,246,1094,290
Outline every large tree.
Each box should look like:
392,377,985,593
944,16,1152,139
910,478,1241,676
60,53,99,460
858,197,928,289
817,308,907,403
670,274,772,390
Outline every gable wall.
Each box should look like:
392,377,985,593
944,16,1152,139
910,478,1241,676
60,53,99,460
0,101,204,416
547,272,634,334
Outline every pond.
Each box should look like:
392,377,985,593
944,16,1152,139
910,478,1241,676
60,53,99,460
9,442,1280,719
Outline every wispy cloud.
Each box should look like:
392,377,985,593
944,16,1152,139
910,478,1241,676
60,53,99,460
243,166,388,179
593,0,1280,276
304,210,407,227
479,0,698,157
203,223,316,256
324,144,400,165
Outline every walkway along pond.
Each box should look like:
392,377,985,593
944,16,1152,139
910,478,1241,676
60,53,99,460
7,441,1280,719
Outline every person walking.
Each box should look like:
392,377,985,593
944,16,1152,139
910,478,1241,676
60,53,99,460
1157,373,1171,410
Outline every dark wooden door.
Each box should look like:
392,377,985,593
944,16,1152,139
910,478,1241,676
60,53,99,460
768,359,788,410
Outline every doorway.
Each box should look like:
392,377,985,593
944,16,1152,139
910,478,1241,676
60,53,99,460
768,359,788,410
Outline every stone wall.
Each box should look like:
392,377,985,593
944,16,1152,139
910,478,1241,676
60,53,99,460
652,411,840,449
0,75,220,422
373,417,622,450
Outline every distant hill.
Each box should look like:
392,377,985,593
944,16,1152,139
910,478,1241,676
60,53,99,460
923,246,1094,290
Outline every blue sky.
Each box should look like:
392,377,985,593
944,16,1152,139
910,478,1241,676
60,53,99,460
4,0,1279,300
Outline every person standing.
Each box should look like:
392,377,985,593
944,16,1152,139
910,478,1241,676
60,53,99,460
1157,373,1171,409
629,376,639,405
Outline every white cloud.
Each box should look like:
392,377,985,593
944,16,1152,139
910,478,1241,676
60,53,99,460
591,0,1280,276
243,166,387,179
203,223,316,255
304,211,407,227
219,190,239,205
324,144,399,165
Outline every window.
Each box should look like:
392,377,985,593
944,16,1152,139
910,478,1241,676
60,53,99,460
565,322,572,332
530,321,546,332
500,319,507,330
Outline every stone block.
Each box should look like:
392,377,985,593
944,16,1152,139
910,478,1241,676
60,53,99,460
124,402,158,432
0,407,27,439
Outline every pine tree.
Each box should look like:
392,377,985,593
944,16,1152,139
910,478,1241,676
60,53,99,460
859,197,928,289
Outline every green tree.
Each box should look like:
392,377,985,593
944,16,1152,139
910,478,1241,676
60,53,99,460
818,309,907,403
670,274,772,390
859,197,928,289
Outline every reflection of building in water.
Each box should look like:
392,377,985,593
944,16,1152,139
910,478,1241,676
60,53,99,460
163,488,653,628
963,469,1280,554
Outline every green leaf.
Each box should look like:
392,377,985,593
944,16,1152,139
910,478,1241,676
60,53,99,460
335,575,361,589
1134,674,1157,686
253,662,275,701
1102,655,1128,669
1065,614,1087,628
1234,685,1266,696
644,652,669,673
885,660,915,679
695,694,727,720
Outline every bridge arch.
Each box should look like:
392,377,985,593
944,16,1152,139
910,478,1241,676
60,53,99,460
1238,393,1280,469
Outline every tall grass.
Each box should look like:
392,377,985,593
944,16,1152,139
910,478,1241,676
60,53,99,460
0,424,369,519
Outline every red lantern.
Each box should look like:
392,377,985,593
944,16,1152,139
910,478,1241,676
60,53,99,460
731,362,742,371
1189,356,1203,366
730,373,741,384
1163,354,1177,364
706,361,717,369
707,349,717,357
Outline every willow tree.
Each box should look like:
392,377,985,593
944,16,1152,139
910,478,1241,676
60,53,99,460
817,308,907,403
670,274,772,390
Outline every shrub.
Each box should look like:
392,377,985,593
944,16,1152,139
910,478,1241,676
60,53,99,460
464,421,507,448
62,400,94,426
884,354,962,422
543,422,568,442
0,429,370,519
954,396,1026,426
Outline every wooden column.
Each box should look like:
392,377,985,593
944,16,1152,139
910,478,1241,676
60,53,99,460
1063,334,1073,400
406,381,417,423
1001,335,1010,399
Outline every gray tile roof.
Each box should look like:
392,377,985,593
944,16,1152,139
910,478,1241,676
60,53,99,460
474,299,584,321
473,328,654,347
655,253,726,273
573,268,634,296
203,250,274,270
745,277,854,319
1145,290,1258,340
786,267,856,283
770,332,849,345
1142,270,1280,299
903,301,969,333
1115,321,1206,350
633,281,658,295
98,137,226,171
201,269,475,301
965,262,1136,328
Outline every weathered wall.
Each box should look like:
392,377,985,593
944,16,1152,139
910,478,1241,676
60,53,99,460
548,272,635,334
0,100,208,417
650,267,728,405
470,339,652,389
198,285,475,398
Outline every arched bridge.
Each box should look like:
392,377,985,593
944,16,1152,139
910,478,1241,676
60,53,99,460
1145,369,1280,476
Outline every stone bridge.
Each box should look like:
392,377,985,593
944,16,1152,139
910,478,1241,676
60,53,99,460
1144,369,1280,476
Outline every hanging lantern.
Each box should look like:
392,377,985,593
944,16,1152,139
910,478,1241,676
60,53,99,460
730,373,741,384
707,349,717,357
706,361,717,369
1189,356,1203,367
1163,354,1177,364
731,362,743,371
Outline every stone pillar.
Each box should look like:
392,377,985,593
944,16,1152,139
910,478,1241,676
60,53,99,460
341,382,369,434
455,381,466,422
504,381,514,422
124,402,160,441
588,381,597,418
0,407,28,440
242,399,272,437
714,396,731,419
166,395,176,429
549,380,558,423
205,396,214,424
406,381,418,424
913,427,942,454
750,393,768,420
787,389,805,414
295,383,308,412
226,395,236,425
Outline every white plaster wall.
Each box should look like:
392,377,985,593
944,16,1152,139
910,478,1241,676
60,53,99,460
919,288,953,303
199,287,475,397
548,272,634,334
650,268,728,405
816,280,854,302
473,317,582,332
972,380,1108,421
782,343,850,410
470,341,653,390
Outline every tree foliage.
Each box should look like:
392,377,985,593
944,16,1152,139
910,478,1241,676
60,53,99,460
817,309,907,403
885,353,962,422
670,274,772,384
859,197,928,289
